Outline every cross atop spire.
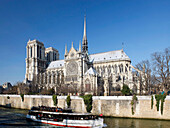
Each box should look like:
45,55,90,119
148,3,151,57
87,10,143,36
122,42,124,50
82,14,88,53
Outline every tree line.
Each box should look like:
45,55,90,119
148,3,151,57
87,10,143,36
135,47,170,95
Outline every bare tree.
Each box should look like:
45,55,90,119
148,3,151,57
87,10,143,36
16,82,29,94
39,87,55,95
28,75,40,94
2,86,18,94
136,60,152,95
60,84,69,95
152,47,170,90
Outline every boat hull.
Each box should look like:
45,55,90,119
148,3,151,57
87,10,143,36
26,114,104,128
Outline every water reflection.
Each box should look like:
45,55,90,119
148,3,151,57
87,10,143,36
104,117,170,128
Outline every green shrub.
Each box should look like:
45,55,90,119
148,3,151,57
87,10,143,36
132,94,138,101
151,95,153,109
20,94,24,102
131,95,138,115
155,94,166,115
66,95,71,108
161,94,166,115
121,84,131,96
155,94,161,111
131,107,134,115
81,94,93,113
52,95,58,106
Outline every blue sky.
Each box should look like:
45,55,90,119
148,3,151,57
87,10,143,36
0,0,170,85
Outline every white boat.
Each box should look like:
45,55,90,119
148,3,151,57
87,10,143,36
26,106,106,128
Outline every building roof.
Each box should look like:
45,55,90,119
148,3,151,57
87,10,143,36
89,49,130,63
85,67,98,76
47,50,130,69
47,60,64,69
45,47,58,52
28,39,44,46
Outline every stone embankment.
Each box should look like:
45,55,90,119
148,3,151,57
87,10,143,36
0,95,169,120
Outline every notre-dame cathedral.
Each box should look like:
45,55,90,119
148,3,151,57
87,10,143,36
24,16,145,96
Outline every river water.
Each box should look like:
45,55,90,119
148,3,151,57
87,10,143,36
0,107,169,128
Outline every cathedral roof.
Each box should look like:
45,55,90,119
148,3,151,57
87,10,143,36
47,60,64,69
85,67,98,76
89,49,130,63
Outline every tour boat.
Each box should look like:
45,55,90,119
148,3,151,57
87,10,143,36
26,106,106,128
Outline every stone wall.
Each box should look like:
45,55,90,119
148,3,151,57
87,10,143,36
0,95,169,120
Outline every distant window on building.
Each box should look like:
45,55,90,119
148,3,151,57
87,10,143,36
55,53,57,60
37,45,39,58
48,53,50,61
47,53,48,61
40,46,42,59
30,47,32,57
85,79,91,92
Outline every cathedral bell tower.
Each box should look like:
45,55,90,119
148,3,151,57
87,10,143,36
25,40,46,82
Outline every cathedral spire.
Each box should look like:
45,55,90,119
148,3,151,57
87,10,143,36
79,40,81,52
83,15,87,40
65,44,68,55
82,14,88,53
71,41,74,48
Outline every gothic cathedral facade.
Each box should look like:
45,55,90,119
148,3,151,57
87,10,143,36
25,16,144,95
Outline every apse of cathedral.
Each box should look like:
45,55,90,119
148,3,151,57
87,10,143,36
25,16,145,96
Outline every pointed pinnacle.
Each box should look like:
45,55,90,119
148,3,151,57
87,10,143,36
65,44,68,55
79,40,81,52
72,41,73,48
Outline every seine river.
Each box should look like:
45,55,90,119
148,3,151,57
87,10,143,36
0,107,170,128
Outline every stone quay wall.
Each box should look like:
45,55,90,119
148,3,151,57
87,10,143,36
0,95,169,120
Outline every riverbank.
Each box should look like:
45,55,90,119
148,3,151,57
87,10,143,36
0,95,170,120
